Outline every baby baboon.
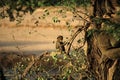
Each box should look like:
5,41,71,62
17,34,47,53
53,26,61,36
56,35,65,53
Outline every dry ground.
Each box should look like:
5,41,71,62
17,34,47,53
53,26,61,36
0,7,86,55
0,27,70,55
0,7,88,79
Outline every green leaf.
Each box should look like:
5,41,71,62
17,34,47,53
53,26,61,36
52,17,60,23
87,29,94,38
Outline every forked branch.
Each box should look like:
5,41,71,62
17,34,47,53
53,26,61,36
66,22,90,55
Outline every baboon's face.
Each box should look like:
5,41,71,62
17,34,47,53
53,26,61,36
57,36,63,41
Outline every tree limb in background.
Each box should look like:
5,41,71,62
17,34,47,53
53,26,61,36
66,22,90,55
91,0,115,17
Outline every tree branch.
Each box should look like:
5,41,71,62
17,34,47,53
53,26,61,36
66,22,90,55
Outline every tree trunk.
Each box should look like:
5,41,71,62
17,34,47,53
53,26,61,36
87,32,120,80
87,33,102,80
87,0,120,80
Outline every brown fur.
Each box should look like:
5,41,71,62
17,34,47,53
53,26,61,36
56,35,65,53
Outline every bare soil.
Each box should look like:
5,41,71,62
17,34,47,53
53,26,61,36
0,7,88,79
0,27,70,55
0,7,84,55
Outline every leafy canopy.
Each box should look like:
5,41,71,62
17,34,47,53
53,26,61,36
0,0,90,21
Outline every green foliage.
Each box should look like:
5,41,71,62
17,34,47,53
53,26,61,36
0,0,91,21
87,24,120,40
86,29,99,38
4,49,90,79
116,10,120,15
103,21,120,40
87,29,94,38
52,17,60,23
38,9,50,20
39,0,91,6
88,16,120,40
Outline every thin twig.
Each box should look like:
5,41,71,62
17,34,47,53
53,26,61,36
73,9,90,23
66,23,90,55
21,55,35,78
21,52,51,78
12,35,24,55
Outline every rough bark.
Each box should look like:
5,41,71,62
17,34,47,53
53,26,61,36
87,33,102,80
87,31,120,80
87,0,120,80
91,0,116,17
